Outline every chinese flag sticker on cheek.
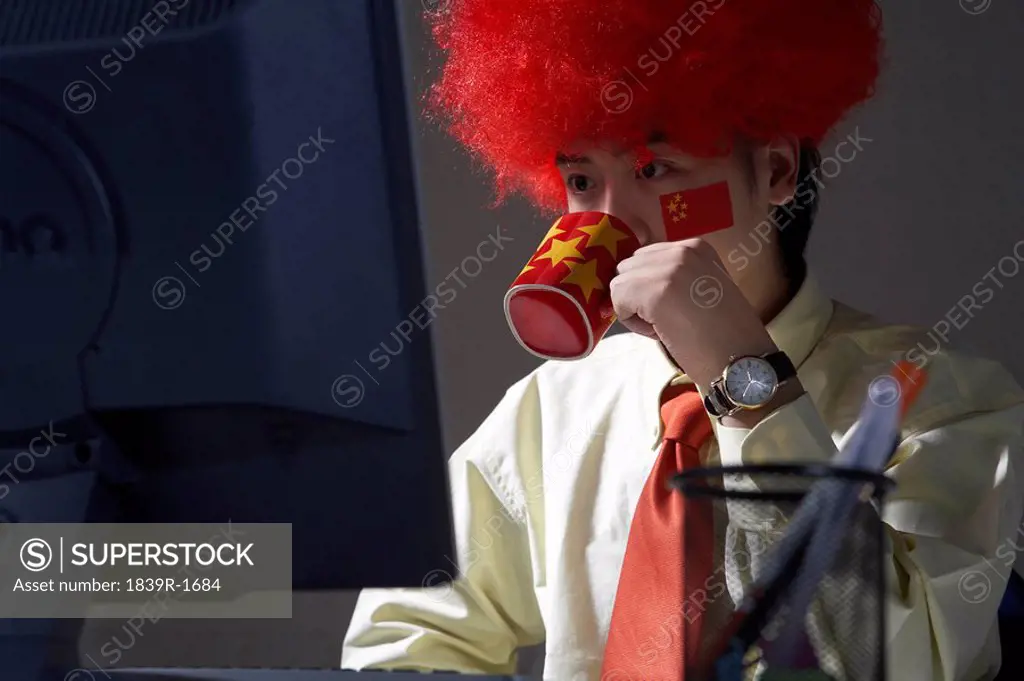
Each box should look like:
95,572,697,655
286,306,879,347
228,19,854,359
659,180,735,241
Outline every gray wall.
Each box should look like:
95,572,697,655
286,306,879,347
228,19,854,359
79,0,1024,673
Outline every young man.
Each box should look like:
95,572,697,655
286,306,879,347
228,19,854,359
343,1,1024,679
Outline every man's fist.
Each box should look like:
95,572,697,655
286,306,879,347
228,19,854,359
608,238,778,390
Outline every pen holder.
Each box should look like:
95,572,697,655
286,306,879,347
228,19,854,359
670,463,893,681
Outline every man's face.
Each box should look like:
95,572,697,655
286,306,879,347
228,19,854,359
555,139,798,284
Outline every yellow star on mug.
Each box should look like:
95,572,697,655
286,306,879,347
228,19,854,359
561,258,603,303
579,215,632,259
535,235,585,267
540,216,566,245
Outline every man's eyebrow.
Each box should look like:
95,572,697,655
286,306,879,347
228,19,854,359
555,133,667,165
555,153,591,166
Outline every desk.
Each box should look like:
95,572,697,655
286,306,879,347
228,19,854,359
107,670,525,681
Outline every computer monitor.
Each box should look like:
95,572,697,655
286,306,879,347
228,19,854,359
1,0,454,677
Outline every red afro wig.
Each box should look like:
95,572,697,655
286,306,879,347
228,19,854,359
424,0,884,214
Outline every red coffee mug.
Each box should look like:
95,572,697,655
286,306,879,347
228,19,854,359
504,212,641,360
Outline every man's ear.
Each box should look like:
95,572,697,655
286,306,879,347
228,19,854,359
766,135,800,207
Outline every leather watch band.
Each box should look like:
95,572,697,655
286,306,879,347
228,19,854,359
765,350,797,383
703,384,732,418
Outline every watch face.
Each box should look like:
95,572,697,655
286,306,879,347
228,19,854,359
724,356,778,407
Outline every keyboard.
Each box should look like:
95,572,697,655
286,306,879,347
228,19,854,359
107,670,525,680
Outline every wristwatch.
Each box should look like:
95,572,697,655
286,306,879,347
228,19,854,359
703,351,796,419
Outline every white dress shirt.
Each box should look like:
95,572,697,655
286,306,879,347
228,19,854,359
342,273,1024,681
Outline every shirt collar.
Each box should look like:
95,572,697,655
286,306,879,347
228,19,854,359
641,271,835,448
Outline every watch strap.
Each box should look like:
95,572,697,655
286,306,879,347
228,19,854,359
765,350,797,383
703,383,733,418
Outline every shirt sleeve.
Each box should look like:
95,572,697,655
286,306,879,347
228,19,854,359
714,392,837,467
341,378,546,675
713,388,1024,681
882,403,1024,681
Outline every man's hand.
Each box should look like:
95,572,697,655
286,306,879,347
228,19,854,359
608,239,802,425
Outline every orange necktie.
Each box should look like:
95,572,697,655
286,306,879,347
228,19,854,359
601,383,715,681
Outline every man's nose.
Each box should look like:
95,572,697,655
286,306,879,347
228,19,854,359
597,194,650,247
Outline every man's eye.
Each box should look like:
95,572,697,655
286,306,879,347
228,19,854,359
567,174,594,193
637,162,670,180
